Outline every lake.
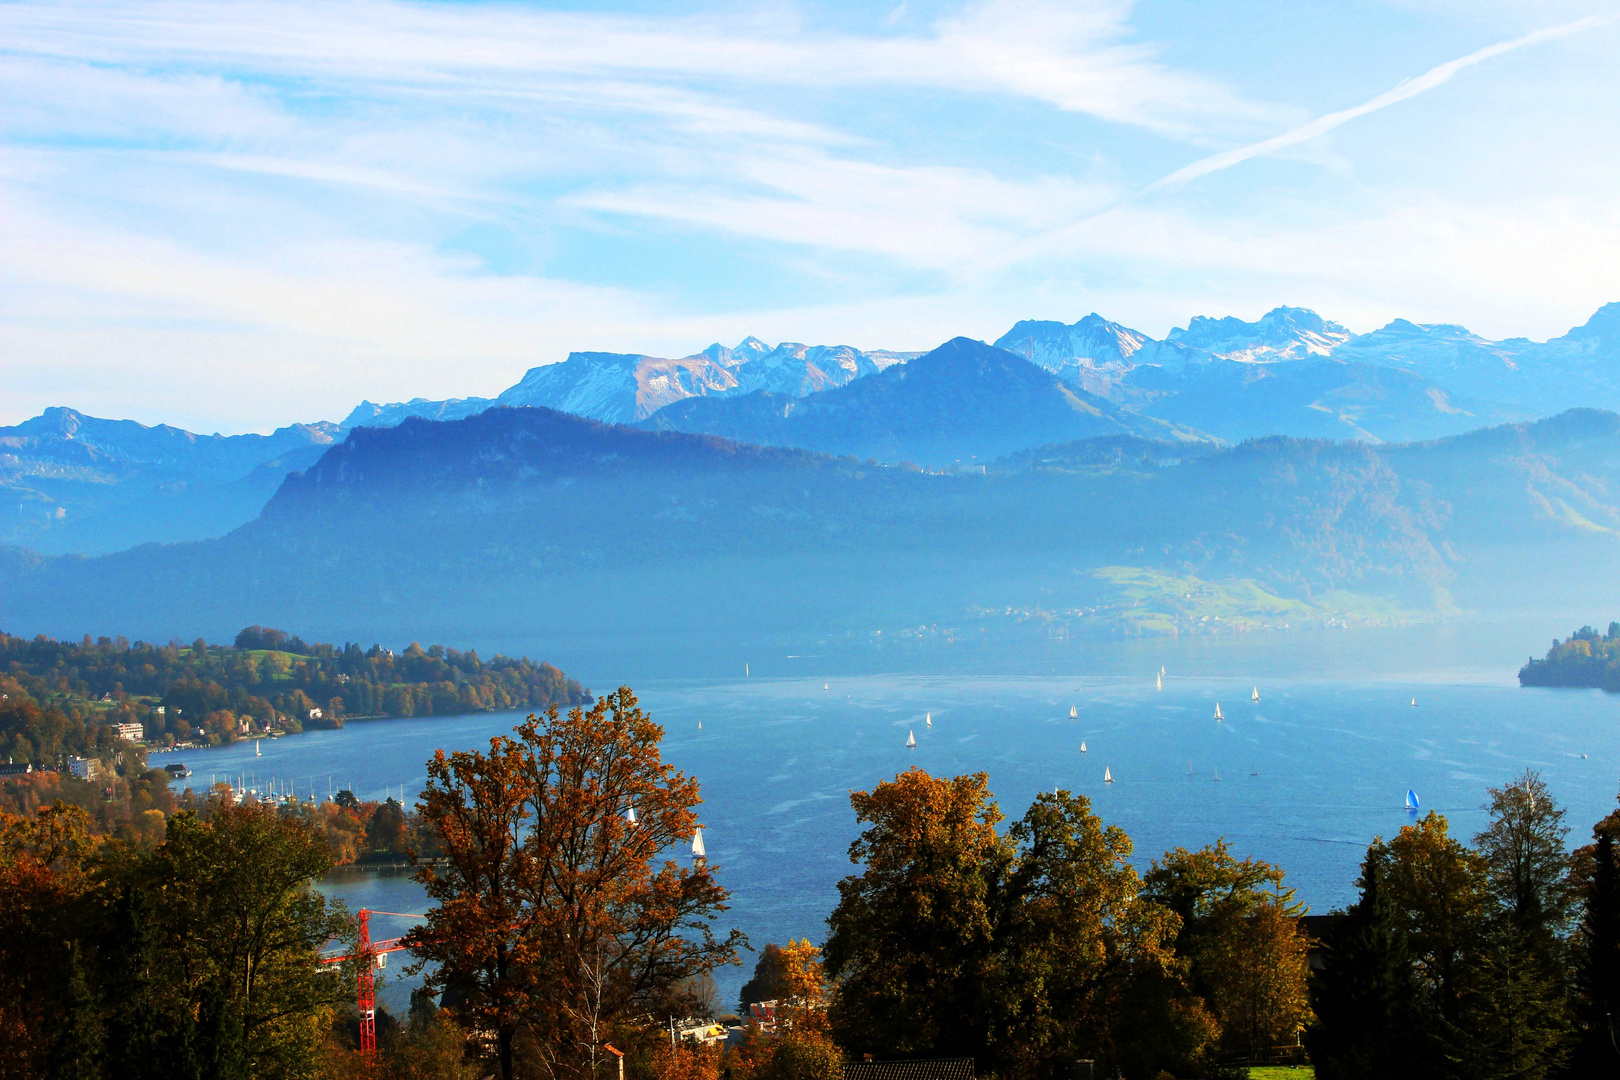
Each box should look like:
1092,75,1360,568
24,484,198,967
165,622,1620,1013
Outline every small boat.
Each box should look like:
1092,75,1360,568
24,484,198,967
1080,741,1087,753
1104,767,1114,784
626,807,637,824
1405,789,1420,811
1069,705,1078,719
697,721,702,730
1251,687,1260,703
745,663,749,677
1213,703,1223,721
692,828,707,860
906,730,917,749
1411,697,1417,707
824,683,829,691
255,740,261,757
926,712,932,728
1156,671,1162,690
1213,768,1220,782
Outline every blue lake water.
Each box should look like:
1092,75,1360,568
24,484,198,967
163,626,1620,1013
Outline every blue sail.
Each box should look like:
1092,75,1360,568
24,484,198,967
1406,789,1420,811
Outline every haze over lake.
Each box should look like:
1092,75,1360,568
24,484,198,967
166,620,1620,1009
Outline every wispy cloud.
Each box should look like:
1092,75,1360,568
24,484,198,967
1145,13,1616,192
0,0,1616,431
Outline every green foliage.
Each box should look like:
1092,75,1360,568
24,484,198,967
1519,622,1620,689
1142,841,1312,1061
1305,853,1429,1080
0,799,345,1080
825,771,1212,1078
0,627,587,755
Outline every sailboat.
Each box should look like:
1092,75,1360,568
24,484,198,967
824,683,829,691
255,740,261,757
691,828,706,860
906,730,917,749
1187,761,1194,776
1213,767,1220,782
1213,703,1223,721
1251,687,1260,703
1156,671,1162,690
626,807,637,825
1104,767,1114,784
926,712,932,728
1080,741,1087,753
1405,789,1420,811
1410,697,1417,707
697,721,702,730
1069,705,1078,719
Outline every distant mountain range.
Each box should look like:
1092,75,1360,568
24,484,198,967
5,304,1616,555
641,337,1202,466
7,406,1620,675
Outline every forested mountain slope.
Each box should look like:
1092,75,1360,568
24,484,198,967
6,407,1620,671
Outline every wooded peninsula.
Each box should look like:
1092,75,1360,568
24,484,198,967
1519,622,1620,689
0,626,586,763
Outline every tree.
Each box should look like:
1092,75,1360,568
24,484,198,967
1573,821,1620,1071
1474,770,1574,942
1305,850,1429,1080
0,802,98,1077
1445,772,1576,1079
1375,811,1489,1026
738,944,790,1014
139,803,349,1080
824,768,1008,1062
993,791,1191,1076
1445,928,1570,1080
407,730,536,1080
1142,841,1310,1061
407,688,744,1080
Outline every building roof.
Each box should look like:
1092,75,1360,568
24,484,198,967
844,1060,974,1080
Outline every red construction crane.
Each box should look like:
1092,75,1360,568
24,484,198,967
320,908,425,1058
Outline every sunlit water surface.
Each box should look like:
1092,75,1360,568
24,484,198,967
168,627,1620,1011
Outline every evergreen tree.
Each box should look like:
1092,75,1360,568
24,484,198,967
45,941,103,1080
1305,850,1430,1080
1572,825,1620,1071
1446,928,1570,1080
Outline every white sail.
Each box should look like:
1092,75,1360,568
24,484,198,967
1214,768,1220,782
1251,687,1260,702
255,740,261,757
824,683,829,690
1104,767,1114,784
698,721,702,730
1213,703,1223,721
1156,672,1162,690
1080,741,1087,753
1069,705,1078,719
926,712,932,727
691,827,706,859
906,730,916,748
1411,697,1417,707
626,807,637,825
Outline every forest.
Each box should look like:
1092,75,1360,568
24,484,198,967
2,687,1616,1080
1519,622,1620,689
0,626,587,759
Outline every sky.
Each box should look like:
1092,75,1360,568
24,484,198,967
2,0,1619,433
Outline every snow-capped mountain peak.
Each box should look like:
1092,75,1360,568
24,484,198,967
1167,306,1351,362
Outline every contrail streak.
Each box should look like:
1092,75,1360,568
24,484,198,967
1145,14,1615,194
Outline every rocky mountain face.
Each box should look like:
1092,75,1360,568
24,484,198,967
0,407,340,555
640,337,1204,466
350,338,925,429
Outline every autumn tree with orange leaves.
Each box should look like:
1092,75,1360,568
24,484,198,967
406,687,744,1080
